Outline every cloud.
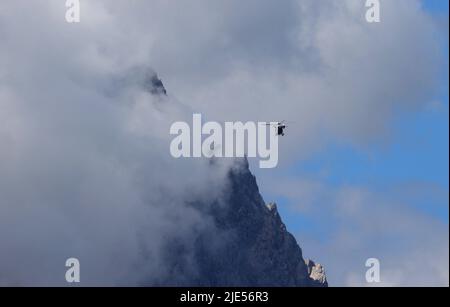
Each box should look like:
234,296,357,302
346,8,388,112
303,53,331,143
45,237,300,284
0,0,447,285
151,0,444,161
264,177,449,286
0,0,236,285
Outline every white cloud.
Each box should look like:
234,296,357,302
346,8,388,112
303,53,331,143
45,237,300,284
265,177,449,286
0,0,447,285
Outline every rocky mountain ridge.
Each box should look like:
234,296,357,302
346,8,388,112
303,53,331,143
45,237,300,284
149,73,327,287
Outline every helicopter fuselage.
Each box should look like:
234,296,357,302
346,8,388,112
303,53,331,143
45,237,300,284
277,125,286,136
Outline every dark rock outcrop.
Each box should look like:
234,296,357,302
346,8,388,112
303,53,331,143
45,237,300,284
156,159,327,287
146,74,167,96
200,159,327,286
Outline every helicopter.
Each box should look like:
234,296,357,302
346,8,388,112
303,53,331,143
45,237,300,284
266,121,287,136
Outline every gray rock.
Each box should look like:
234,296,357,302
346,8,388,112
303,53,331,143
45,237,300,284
306,259,328,287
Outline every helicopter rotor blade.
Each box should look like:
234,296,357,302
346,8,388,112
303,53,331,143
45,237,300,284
266,123,278,127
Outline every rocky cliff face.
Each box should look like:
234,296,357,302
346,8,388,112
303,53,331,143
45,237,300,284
148,74,327,287
193,159,327,287
154,158,327,287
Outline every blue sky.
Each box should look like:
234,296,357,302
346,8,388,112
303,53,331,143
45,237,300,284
282,0,449,225
422,0,449,13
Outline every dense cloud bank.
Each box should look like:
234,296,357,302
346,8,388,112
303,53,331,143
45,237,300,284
0,0,447,285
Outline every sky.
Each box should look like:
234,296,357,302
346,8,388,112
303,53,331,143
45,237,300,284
255,0,449,286
0,0,448,286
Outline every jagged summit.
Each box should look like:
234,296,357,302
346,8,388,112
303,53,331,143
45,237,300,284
213,160,328,287
153,158,327,287
145,73,327,287
116,66,167,96
146,74,167,96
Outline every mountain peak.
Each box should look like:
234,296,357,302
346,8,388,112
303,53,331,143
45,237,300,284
145,73,327,286
156,158,327,287
219,159,328,286
147,74,167,96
